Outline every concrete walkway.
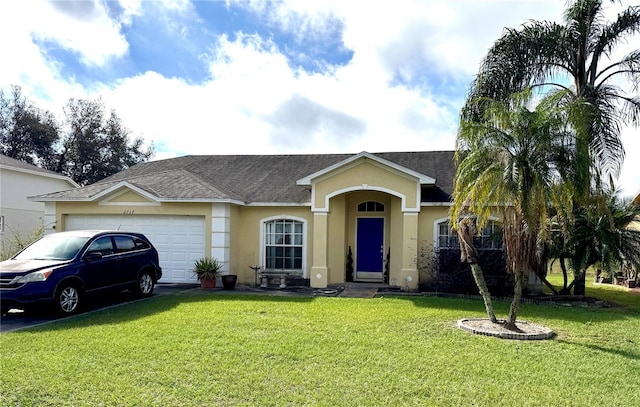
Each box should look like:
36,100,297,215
336,283,388,298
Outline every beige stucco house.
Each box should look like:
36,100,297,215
0,154,78,253
32,151,461,290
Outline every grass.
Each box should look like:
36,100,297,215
1,285,639,406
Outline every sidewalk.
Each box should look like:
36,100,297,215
156,282,392,298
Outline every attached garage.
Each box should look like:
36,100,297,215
65,214,205,283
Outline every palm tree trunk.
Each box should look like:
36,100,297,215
558,257,571,295
506,270,524,331
457,218,497,323
566,269,586,295
470,263,498,323
536,273,559,295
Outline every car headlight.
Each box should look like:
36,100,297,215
15,269,54,283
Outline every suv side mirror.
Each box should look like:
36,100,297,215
84,251,103,262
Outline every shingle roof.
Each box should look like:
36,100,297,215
1,154,64,177
33,151,455,204
0,154,79,187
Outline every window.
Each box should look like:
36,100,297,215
114,235,136,252
438,222,459,248
87,236,114,256
133,237,150,250
477,221,502,249
358,201,384,212
436,220,502,249
264,219,303,272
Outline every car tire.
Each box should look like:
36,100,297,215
56,283,82,315
134,271,155,297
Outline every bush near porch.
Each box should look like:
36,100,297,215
420,248,512,296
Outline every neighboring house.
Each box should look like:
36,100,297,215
31,151,505,290
0,154,79,253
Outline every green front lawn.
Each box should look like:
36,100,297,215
1,286,638,406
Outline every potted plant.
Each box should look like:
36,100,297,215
193,257,222,289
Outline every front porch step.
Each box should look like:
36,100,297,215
335,283,386,298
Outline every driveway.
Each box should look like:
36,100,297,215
0,283,197,333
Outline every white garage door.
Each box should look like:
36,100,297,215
65,214,205,283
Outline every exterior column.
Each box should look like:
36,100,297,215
211,204,231,274
399,212,419,291
310,212,329,288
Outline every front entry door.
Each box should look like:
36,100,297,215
356,217,384,281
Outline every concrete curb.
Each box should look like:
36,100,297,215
457,318,555,340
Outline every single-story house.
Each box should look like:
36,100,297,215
0,154,78,253
31,151,506,290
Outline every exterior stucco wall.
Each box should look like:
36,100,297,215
229,205,313,284
418,206,450,249
107,189,152,203
312,161,419,211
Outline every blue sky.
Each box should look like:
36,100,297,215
1,0,638,196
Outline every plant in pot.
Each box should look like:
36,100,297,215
193,257,222,289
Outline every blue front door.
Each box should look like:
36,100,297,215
356,218,384,280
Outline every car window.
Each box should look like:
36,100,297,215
133,237,150,250
87,236,114,256
114,235,136,253
14,235,90,261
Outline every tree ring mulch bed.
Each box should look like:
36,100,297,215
458,318,555,340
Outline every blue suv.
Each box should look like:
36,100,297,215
0,230,162,315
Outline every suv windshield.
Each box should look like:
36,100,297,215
14,235,91,261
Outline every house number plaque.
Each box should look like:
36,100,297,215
123,210,135,215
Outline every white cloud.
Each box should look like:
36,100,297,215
34,0,129,67
1,0,638,195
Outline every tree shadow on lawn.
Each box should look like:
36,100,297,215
17,291,318,333
555,339,640,361
10,288,637,334
382,292,639,325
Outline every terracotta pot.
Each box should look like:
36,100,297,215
200,278,216,289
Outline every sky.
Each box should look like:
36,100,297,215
1,0,638,197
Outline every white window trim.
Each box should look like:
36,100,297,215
259,215,307,277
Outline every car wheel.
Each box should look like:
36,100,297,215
135,271,155,297
56,284,82,315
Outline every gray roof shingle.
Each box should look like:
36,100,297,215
34,151,455,204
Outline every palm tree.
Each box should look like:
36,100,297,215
464,0,640,294
451,89,571,330
565,186,640,290
465,0,640,188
